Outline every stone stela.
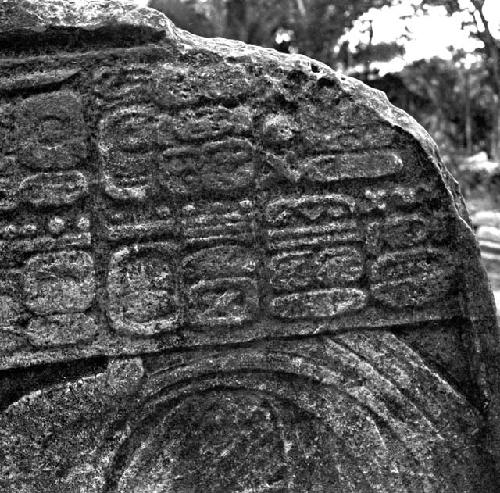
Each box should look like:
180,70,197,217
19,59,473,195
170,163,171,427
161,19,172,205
0,1,499,492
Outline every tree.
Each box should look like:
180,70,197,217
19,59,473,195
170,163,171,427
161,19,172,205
402,57,492,157
148,0,217,37
223,0,293,47
290,0,400,66
149,0,402,66
149,0,294,46
417,0,500,159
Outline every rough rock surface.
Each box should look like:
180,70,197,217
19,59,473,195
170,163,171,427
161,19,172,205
0,0,499,491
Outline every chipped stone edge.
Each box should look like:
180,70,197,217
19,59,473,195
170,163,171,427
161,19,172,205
0,0,177,38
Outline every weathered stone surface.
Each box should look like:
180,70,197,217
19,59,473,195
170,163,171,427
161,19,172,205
25,313,99,347
368,247,456,307
0,0,174,36
269,246,363,291
108,243,180,335
23,250,95,315
188,277,259,327
270,287,368,319
19,171,88,207
0,359,144,492
265,150,403,183
0,0,499,491
15,91,88,170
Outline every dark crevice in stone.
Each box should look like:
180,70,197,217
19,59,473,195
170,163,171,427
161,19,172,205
392,317,479,408
0,26,165,56
139,320,468,371
0,73,81,97
0,355,109,412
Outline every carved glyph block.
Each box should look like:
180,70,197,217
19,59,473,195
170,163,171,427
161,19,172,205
108,243,180,335
15,91,88,170
23,251,95,315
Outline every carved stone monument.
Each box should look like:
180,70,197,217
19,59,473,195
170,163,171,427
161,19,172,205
1,1,499,491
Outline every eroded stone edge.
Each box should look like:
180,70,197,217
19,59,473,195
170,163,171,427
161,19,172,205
0,0,177,38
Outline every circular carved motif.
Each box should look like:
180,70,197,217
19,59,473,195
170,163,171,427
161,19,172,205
112,389,332,493
102,339,481,493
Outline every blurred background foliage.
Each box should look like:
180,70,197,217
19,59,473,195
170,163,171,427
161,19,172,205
149,0,405,65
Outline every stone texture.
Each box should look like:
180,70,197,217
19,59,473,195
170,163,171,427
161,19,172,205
23,250,95,315
108,243,180,335
15,91,88,171
0,0,499,491
0,0,175,36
